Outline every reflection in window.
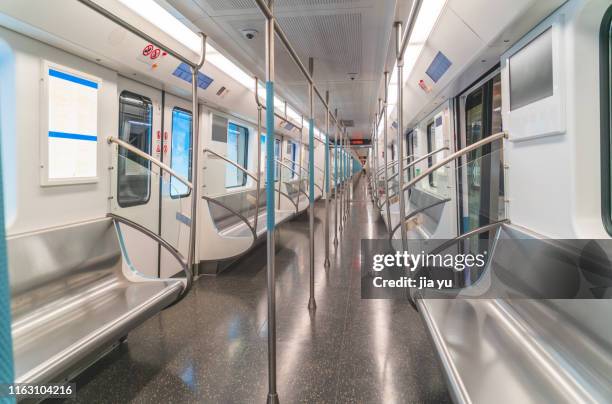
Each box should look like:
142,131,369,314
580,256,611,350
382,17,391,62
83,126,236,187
274,138,280,181
170,108,192,198
288,141,297,178
117,91,152,207
226,122,249,188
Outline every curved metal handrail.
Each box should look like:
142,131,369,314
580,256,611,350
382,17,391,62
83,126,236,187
429,219,510,256
107,213,192,307
277,187,299,212
108,136,192,189
203,148,259,182
402,132,507,193
405,147,449,171
201,195,257,242
276,159,301,178
388,198,452,241
285,158,310,178
376,155,415,176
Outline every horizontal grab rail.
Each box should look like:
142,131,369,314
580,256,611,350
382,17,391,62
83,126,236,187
108,136,193,189
402,131,507,193
405,147,449,171
203,148,260,182
376,155,416,176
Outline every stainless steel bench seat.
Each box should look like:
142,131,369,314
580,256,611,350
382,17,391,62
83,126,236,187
9,218,184,384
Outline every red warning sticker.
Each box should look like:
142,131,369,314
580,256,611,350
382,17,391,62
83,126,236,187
150,48,161,60
163,144,168,154
142,44,154,56
156,144,161,153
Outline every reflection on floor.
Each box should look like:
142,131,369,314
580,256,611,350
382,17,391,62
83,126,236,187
62,175,451,403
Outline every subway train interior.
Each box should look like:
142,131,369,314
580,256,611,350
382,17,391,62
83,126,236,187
0,0,610,402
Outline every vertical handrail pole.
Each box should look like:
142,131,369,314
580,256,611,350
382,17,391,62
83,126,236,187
307,57,317,310
382,76,392,234
344,130,348,220
395,21,408,250
373,114,378,203
333,109,339,246
188,32,206,279
254,77,262,233
324,91,331,267
297,116,303,209
339,127,344,232
263,1,279,402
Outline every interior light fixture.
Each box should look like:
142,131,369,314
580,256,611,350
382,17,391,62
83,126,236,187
115,0,306,127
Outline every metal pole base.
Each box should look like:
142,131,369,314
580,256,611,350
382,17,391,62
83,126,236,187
308,297,317,310
267,393,280,404
324,258,330,267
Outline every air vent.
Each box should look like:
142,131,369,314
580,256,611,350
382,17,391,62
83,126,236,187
206,0,359,11
340,120,354,127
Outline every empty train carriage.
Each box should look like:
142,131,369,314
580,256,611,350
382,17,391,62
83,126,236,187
0,0,610,402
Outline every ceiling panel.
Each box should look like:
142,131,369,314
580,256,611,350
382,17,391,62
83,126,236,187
165,0,397,138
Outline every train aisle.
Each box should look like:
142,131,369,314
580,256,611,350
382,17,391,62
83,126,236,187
64,175,450,403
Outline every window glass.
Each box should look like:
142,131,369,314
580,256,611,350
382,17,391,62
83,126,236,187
117,91,152,207
226,122,249,188
260,135,280,182
170,108,192,198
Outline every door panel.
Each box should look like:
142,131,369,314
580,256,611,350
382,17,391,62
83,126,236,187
112,77,162,277
160,93,192,278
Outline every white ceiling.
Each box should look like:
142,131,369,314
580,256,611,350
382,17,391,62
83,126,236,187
163,0,402,139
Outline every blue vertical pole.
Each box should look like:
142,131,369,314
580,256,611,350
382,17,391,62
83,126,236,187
266,82,275,234
324,92,330,267
263,1,278,402
309,119,315,206
0,127,14,403
333,118,338,245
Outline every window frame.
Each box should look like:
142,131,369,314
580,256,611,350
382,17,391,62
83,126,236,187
600,5,612,235
117,90,153,208
225,121,250,189
169,107,192,199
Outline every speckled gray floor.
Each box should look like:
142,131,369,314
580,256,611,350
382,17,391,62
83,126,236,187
61,175,451,403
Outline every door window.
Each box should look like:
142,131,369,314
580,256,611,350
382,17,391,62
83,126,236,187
226,122,249,188
117,91,152,207
170,108,192,198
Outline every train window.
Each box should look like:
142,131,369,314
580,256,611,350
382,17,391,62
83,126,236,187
226,122,249,188
287,141,297,178
509,28,553,111
601,6,612,235
117,91,152,207
170,108,192,198
427,122,435,187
